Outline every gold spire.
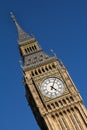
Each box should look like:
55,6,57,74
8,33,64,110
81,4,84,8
10,12,34,44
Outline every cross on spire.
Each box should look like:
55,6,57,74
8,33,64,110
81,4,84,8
10,12,34,44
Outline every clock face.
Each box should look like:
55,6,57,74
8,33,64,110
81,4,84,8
41,78,65,98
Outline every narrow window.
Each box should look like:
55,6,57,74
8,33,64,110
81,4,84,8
62,99,67,104
47,105,51,110
38,69,41,74
27,47,30,52
59,100,63,106
63,110,66,114
71,107,74,112
45,66,48,71
52,63,56,68
35,70,38,75
59,112,63,116
67,109,70,113
42,68,45,72
31,71,34,76
66,97,70,103
52,115,55,119
32,46,35,51
70,96,74,102
55,102,59,107
55,113,59,117
29,47,32,51
34,45,37,50
25,48,27,53
51,103,55,108
49,65,52,70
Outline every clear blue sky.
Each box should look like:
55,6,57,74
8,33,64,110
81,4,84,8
0,0,87,130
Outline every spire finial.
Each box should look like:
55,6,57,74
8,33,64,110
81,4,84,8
10,12,17,23
10,12,35,44
50,49,57,57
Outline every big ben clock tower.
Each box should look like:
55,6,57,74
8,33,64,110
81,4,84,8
11,13,87,130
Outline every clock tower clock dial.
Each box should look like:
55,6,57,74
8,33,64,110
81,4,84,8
41,78,64,98
11,13,87,130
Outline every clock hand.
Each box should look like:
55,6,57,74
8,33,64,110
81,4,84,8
52,78,56,87
50,86,53,90
50,85,61,92
50,86,57,91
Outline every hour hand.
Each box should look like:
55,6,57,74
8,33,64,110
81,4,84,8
50,86,57,91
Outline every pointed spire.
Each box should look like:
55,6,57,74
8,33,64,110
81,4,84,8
10,12,35,45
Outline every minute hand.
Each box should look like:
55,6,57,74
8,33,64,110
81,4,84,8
52,78,56,87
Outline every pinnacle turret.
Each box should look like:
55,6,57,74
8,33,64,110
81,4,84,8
10,12,35,45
